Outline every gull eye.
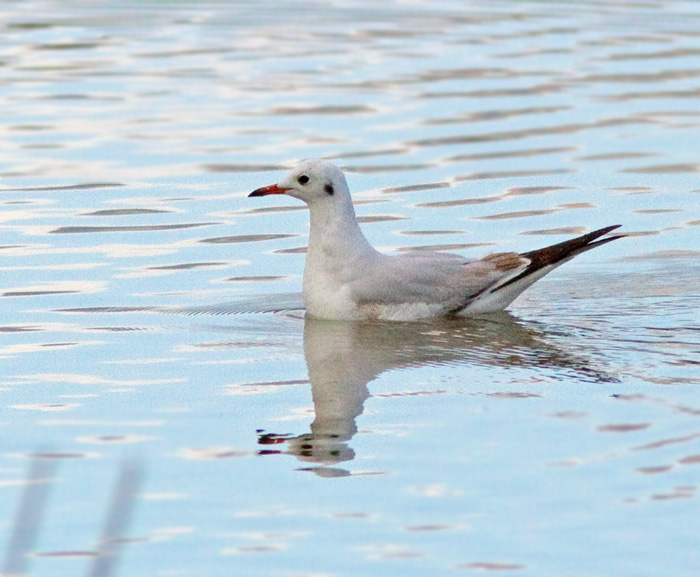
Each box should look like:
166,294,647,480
297,175,309,185
324,183,334,195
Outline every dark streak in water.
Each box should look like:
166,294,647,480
382,182,452,194
458,562,526,571
633,433,700,452
357,215,408,224
634,209,683,215
0,326,42,332
274,246,307,254
6,22,56,30
417,197,500,208
87,327,148,332
200,234,296,244
608,186,654,194
44,94,122,101
227,276,286,282
148,262,227,271
50,223,214,234
506,186,573,196
456,168,574,181
616,250,700,261
577,152,659,161
409,118,655,147
417,82,564,100
244,379,309,387
2,290,77,298
423,105,570,125
238,206,307,215
600,87,700,102
604,48,700,61
475,209,559,221
35,551,97,558
520,227,587,236
266,104,376,115
30,452,88,459
342,163,434,173
82,209,172,216
413,66,518,82
202,163,287,173
582,69,700,83
621,163,700,174
35,41,105,51
334,147,411,159
0,183,123,192
449,146,576,161
400,230,464,236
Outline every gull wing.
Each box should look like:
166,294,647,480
348,250,528,313
349,225,624,316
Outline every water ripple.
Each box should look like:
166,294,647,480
2,1,700,574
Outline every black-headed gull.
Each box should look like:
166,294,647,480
249,159,623,321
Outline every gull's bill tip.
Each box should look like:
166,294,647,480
249,184,290,197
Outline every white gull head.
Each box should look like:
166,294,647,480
249,159,350,206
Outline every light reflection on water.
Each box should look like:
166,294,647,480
1,1,700,576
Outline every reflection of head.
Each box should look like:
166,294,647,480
257,429,355,476
286,433,356,465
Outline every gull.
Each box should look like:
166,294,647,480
249,159,623,321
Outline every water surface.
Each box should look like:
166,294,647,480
1,1,699,576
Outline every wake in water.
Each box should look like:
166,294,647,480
56,293,305,317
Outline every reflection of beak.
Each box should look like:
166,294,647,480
248,184,290,197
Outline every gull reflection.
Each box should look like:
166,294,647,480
259,314,616,476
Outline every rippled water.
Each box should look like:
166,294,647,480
1,1,700,576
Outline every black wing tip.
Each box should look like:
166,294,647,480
496,224,625,291
582,225,626,246
521,224,624,260
589,230,626,244
593,224,624,238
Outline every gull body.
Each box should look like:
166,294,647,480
249,159,623,321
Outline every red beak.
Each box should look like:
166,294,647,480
248,184,290,197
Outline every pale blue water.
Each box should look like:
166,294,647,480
1,1,699,576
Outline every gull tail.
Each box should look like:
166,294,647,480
458,225,624,314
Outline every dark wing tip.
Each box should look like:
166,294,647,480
496,225,624,291
520,225,624,262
